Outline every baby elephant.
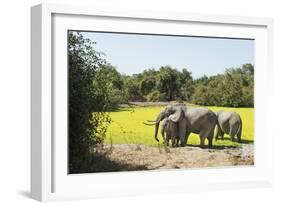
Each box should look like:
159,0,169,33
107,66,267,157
215,111,242,142
161,117,180,147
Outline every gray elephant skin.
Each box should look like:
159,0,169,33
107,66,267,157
146,104,217,148
215,111,242,142
160,117,180,147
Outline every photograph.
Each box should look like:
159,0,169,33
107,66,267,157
68,31,254,174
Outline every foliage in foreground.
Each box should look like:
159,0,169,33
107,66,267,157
68,32,111,171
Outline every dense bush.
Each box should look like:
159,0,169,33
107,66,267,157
146,90,167,102
123,76,144,102
68,32,111,172
190,65,254,107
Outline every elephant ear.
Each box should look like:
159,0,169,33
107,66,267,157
168,107,183,123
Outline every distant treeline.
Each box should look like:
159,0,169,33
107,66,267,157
96,63,254,108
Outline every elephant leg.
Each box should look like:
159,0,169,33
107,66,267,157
165,133,170,146
233,123,242,143
229,128,235,141
207,128,215,148
216,125,225,141
166,138,169,146
237,124,242,143
171,136,177,147
179,133,186,147
199,136,206,148
200,129,210,148
231,122,241,142
237,136,242,143
180,137,186,147
199,130,207,148
232,123,240,141
185,131,191,145
161,128,166,144
163,136,167,146
221,132,224,140
176,137,180,147
207,137,213,148
178,121,187,147
230,134,235,142
170,121,178,147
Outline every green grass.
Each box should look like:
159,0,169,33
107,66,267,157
105,105,254,147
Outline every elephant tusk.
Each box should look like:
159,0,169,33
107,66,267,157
146,120,157,122
143,122,156,126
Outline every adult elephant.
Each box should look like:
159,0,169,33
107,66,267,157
215,111,242,142
145,104,217,148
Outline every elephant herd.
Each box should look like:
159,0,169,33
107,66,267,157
144,104,242,148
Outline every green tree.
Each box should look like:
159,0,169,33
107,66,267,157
193,75,209,86
96,64,125,109
241,64,254,107
157,66,180,101
178,69,194,101
68,32,111,172
191,64,254,107
191,85,209,105
221,71,243,107
123,76,144,101
140,76,156,95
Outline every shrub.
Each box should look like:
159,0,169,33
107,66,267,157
68,32,111,172
146,90,167,102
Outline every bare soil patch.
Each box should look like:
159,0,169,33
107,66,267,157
88,144,254,173
119,101,196,108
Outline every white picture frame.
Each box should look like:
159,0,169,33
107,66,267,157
31,3,274,202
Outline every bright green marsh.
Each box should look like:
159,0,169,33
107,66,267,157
105,106,254,147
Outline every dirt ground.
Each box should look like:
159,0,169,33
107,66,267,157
119,101,194,107
89,143,254,172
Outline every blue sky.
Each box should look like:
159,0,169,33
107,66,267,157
81,31,254,78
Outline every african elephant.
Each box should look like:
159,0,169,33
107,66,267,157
160,117,180,147
215,111,242,142
145,104,217,148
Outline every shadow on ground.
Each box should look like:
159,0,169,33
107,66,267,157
70,153,148,174
215,136,254,144
185,144,238,150
184,137,254,150
240,139,254,144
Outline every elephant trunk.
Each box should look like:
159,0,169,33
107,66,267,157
154,122,160,142
154,111,165,142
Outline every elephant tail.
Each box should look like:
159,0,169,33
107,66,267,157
214,111,219,125
214,112,221,141
215,120,222,141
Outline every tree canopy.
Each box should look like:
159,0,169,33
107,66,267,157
93,62,254,107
